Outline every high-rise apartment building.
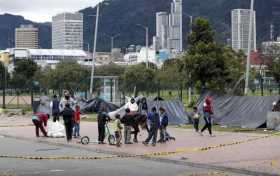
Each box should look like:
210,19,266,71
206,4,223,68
15,24,39,49
231,9,256,54
168,0,182,52
52,12,83,50
156,12,169,50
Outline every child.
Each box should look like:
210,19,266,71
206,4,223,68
114,114,123,147
73,105,81,138
158,107,168,143
191,106,201,133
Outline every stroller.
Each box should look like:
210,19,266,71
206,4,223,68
81,122,116,145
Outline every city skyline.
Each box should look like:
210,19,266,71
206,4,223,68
0,0,102,22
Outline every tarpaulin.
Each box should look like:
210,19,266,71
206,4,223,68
196,92,280,128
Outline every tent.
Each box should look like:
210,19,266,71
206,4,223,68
196,92,280,128
79,98,119,114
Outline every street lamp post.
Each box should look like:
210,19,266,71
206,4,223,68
244,0,255,95
2,64,6,109
89,3,100,97
104,33,120,54
136,24,149,69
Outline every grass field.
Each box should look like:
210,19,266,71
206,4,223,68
176,124,279,135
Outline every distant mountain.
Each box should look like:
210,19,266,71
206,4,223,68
0,0,280,51
0,13,51,49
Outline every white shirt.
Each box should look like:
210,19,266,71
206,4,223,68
125,102,139,112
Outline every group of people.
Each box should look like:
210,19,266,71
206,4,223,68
32,93,215,146
32,91,81,141
96,97,174,147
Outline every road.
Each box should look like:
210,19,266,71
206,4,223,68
0,136,250,176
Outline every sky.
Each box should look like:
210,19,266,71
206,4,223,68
0,0,101,22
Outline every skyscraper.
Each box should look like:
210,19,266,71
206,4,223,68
231,9,256,54
156,12,169,50
52,12,83,50
168,0,182,52
15,24,39,49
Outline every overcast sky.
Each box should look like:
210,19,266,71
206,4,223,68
0,0,102,22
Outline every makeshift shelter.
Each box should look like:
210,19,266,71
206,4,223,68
196,92,280,128
79,98,119,113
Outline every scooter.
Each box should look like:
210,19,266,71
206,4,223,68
80,122,116,145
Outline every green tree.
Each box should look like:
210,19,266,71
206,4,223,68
121,63,157,95
158,59,185,97
272,57,280,94
183,17,244,93
11,60,39,89
95,63,125,76
43,61,90,94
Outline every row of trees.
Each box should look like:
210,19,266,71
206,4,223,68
1,17,279,98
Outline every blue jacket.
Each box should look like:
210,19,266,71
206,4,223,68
160,113,169,127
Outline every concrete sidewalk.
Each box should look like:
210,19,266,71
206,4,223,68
0,116,280,175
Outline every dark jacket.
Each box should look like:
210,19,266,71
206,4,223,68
148,112,160,127
121,113,134,126
97,112,110,126
52,99,60,114
61,107,74,123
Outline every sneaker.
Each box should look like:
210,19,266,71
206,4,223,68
210,134,216,137
151,143,156,147
125,142,133,144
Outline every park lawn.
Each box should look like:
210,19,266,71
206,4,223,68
81,113,98,122
175,124,279,135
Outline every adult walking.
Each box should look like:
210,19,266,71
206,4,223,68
143,107,160,146
32,112,49,137
50,95,60,122
200,96,214,136
61,103,75,142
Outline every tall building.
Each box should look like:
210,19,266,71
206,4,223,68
231,9,256,54
156,12,169,50
52,12,83,50
168,0,182,52
15,25,39,49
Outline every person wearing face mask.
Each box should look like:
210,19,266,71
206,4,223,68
59,90,76,112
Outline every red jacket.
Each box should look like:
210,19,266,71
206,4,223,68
35,112,49,126
74,109,81,123
203,97,213,114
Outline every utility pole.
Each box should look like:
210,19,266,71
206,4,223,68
244,0,254,95
89,3,100,97
136,24,149,69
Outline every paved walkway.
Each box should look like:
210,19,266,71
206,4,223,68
0,116,280,175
